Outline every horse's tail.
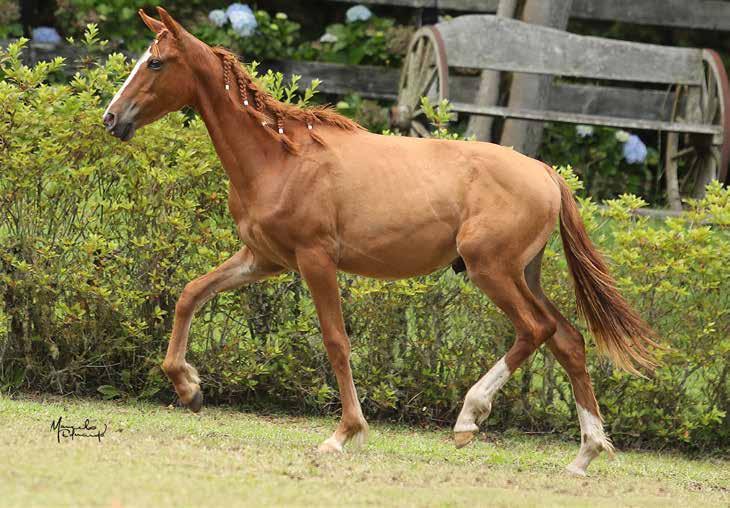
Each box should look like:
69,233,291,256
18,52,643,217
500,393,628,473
555,173,660,376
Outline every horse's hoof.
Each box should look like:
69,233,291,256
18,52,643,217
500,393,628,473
454,431,476,449
187,389,203,413
565,464,587,477
317,437,343,454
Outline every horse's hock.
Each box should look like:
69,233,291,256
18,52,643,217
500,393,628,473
394,14,730,209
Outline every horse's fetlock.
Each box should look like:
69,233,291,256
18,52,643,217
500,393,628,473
162,359,182,377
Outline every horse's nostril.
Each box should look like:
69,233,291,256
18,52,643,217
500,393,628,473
103,112,116,129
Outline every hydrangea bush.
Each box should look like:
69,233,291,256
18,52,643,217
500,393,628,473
303,11,411,66
541,123,660,203
193,4,300,60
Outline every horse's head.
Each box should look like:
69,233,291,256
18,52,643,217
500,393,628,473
103,8,204,141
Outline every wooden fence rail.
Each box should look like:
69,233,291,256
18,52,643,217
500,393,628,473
331,0,730,30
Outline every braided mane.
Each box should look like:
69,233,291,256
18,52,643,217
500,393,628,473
211,47,361,154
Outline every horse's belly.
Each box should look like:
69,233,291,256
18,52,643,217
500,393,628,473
336,216,459,279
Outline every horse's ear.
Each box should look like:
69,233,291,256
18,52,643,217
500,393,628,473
138,9,164,34
156,7,187,39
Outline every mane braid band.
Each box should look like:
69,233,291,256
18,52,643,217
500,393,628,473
211,46,361,154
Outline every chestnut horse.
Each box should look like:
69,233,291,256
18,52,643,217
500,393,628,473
104,8,658,476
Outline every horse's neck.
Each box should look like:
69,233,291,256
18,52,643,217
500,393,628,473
194,80,282,205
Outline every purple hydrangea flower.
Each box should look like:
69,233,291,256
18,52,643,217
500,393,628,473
208,9,228,27
346,5,372,23
229,9,257,37
226,3,253,18
32,26,62,46
623,134,648,164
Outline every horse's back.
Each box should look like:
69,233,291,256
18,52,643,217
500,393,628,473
323,131,560,278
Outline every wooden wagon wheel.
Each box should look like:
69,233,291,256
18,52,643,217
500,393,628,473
665,49,730,209
390,26,449,137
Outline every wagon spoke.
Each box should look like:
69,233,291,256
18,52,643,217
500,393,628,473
408,38,423,95
711,146,722,177
411,120,430,138
679,154,700,192
702,64,718,122
417,43,434,88
420,66,438,99
671,146,696,161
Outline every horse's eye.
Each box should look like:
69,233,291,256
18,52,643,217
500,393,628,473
148,58,162,70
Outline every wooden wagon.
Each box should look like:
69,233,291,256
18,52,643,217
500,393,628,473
390,15,730,207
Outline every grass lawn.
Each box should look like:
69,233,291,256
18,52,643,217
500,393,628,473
0,395,727,507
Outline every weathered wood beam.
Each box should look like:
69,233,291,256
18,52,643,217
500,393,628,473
570,0,730,31
328,0,499,10
450,101,722,135
465,0,518,141
500,0,573,157
548,83,677,122
331,0,730,31
436,15,704,85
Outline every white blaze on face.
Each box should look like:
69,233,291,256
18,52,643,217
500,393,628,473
104,46,152,116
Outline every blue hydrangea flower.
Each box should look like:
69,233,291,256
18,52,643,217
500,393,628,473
346,5,373,23
32,26,62,45
208,9,228,27
623,134,647,164
227,3,253,18
229,9,257,37
576,125,594,138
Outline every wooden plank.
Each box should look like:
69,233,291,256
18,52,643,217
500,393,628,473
466,0,519,141
571,0,730,31
328,0,498,10
548,83,677,121
331,0,730,31
263,60,401,99
450,101,722,135
500,0,573,156
437,15,704,85
452,77,682,122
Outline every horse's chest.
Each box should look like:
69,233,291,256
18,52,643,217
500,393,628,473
236,218,297,268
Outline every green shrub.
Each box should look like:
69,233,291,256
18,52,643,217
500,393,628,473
1,41,728,452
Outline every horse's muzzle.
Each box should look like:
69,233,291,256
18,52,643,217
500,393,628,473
103,112,136,142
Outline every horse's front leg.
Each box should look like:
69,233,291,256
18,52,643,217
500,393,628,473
162,246,281,412
297,247,368,452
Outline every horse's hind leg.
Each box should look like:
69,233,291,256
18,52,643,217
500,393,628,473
453,242,557,448
525,248,614,476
